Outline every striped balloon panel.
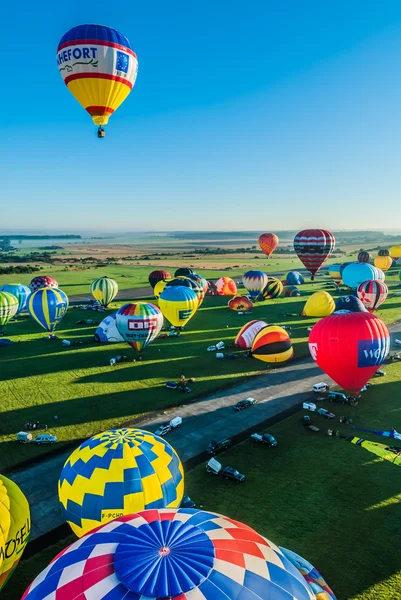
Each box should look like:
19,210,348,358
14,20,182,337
90,277,118,306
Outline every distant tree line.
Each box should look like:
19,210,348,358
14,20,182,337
0,265,39,275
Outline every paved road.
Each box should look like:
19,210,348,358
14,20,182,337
11,323,400,541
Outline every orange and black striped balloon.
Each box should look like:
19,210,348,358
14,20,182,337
252,326,293,363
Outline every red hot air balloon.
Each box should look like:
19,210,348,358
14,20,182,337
148,270,171,289
258,233,279,258
309,311,390,395
293,229,335,280
357,280,388,313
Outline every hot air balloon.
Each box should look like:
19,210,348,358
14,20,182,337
358,251,371,263
174,267,194,277
148,270,171,289
215,277,237,295
378,249,390,257
29,276,58,292
328,264,342,287
158,286,198,329
280,547,336,600
390,245,401,259
294,229,335,280
165,277,193,288
153,279,169,299
228,295,253,311
374,255,392,272
357,280,388,313
0,284,30,314
90,276,118,307
94,313,124,343
262,277,283,299
283,285,301,297
0,293,18,332
22,508,320,600
339,261,353,276
342,263,385,289
187,273,207,305
116,302,163,354
308,311,390,394
57,25,138,137
286,271,304,285
334,295,367,313
242,270,268,299
27,288,69,336
234,320,268,349
0,475,30,591
252,325,293,363
166,277,204,306
258,232,279,258
301,291,335,317
58,428,184,538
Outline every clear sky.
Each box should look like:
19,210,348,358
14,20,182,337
2,1,401,231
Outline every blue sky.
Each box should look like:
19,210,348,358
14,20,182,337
3,1,401,231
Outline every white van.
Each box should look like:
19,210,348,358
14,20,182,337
170,416,182,429
312,383,330,393
303,402,317,412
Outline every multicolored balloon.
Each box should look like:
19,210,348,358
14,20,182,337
94,313,124,343
294,229,335,279
234,320,268,349
29,276,58,292
57,25,138,135
342,263,385,289
309,311,390,394
0,284,30,314
158,286,198,328
335,295,367,313
252,325,293,363
90,276,118,307
280,547,336,600
0,292,18,331
262,277,283,299
283,285,301,297
58,429,184,538
228,295,253,311
301,291,335,317
0,475,30,591
22,508,320,600
242,270,268,299
148,270,171,289
328,264,342,286
358,250,371,263
258,232,279,258
357,280,388,313
187,273,208,305
27,288,69,334
215,277,237,295
374,255,392,272
116,302,163,353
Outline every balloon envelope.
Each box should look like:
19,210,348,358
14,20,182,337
374,255,392,272
174,268,194,277
252,326,293,363
262,277,283,299
116,302,163,352
29,276,58,292
215,277,237,295
302,291,335,317
309,311,390,393
0,284,30,314
335,295,367,313
357,280,388,312
58,428,184,537
90,277,118,307
228,295,253,311
0,293,18,330
342,262,384,289
390,245,401,259
159,286,198,328
153,279,169,299
358,251,371,263
293,229,335,278
280,547,336,600
94,313,124,343
286,271,304,285
27,288,69,333
328,264,342,286
283,285,301,297
234,320,268,349
258,232,279,257
242,270,268,298
148,270,171,289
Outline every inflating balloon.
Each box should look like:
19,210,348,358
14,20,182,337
286,271,304,285
0,284,30,314
309,311,390,394
301,291,335,317
116,302,163,353
29,276,58,292
378,249,390,257
187,273,207,305
94,313,124,343
158,286,198,328
242,270,268,299
339,262,353,277
280,547,336,600
294,229,335,279
252,325,293,363
258,232,279,258
58,429,184,538
22,508,320,600
90,276,118,307
57,24,138,137
228,295,253,311
335,295,367,313
357,280,388,313
148,270,171,289
358,251,371,263
0,475,30,591
153,279,169,299
0,293,18,332
27,288,69,335
283,285,301,297
174,267,194,277
234,320,268,349
374,255,392,272
165,277,193,288
215,277,237,295
262,277,283,299
328,264,342,286
390,245,401,259
342,263,384,289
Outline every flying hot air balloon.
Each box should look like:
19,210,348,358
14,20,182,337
27,288,69,336
90,276,118,307
293,229,335,280
358,251,371,263
308,311,390,395
262,277,283,299
116,302,163,354
148,270,171,289
158,286,198,329
0,293,18,332
234,320,268,349
357,280,388,313
215,277,237,295
258,232,279,258
242,270,268,299
374,255,392,272
29,276,58,292
252,325,293,363
0,475,30,591
0,284,30,314
57,25,138,137
58,429,184,537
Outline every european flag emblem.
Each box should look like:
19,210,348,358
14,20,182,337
116,51,129,73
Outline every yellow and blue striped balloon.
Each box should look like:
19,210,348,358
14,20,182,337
27,288,69,333
0,284,30,314
90,277,118,307
0,292,19,331
58,428,184,537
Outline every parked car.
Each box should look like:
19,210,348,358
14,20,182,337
317,408,335,419
34,433,57,444
222,467,245,483
181,494,196,508
233,397,256,411
155,416,182,437
327,391,349,404
373,369,386,377
207,438,231,455
312,382,330,393
251,433,277,447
